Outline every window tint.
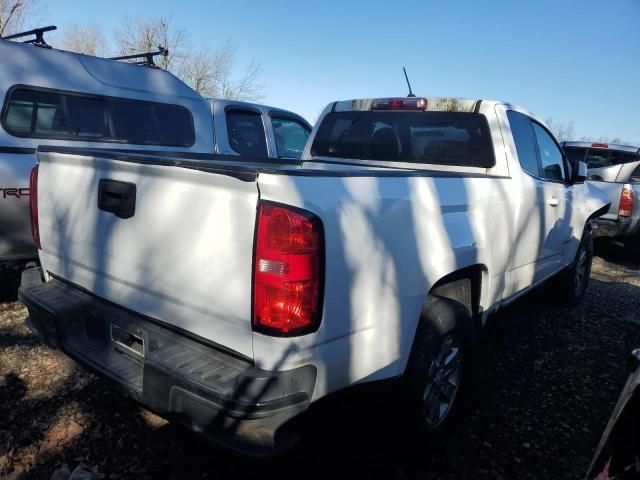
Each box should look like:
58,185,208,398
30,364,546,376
65,96,108,138
583,149,638,169
272,117,310,158
226,110,268,156
585,149,610,168
155,105,194,147
608,150,638,166
532,123,565,182
311,111,494,167
110,101,161,145
507,110,539,176
2,87,194,147
4,90,64,135
564,147,586,165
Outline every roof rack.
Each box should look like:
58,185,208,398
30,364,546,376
109,46,169,68
0,25,56,48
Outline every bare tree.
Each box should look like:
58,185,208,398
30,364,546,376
114,16,187,70
114,17,263,101
0,0,38,37
177,47,219,97
215,41,263,101
60,23,109,57
179,40,263,100
545,117,576,142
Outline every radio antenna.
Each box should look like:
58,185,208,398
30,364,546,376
403,67,416,98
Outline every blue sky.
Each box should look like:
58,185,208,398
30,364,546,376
43,0,639,144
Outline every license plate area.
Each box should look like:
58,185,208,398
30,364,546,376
110,323,145,359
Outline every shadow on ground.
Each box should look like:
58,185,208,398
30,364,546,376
1,263,639,480
0,277,19,303
594,238,640,270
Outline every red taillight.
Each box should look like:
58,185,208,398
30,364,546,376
371,97,428,111
29,165,40,249
619,185,635,217
591,143,608,148
253,203,323,336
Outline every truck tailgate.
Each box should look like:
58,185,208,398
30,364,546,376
35,150,258,359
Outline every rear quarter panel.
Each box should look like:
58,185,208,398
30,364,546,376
254,172,511,400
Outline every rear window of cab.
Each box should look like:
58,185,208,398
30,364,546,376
564,146,639,169
310,111,495,168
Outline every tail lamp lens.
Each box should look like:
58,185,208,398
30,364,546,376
253,203,323,336
29,165,40,249
619,185,635,217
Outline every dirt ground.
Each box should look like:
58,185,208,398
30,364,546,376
1,242,639,479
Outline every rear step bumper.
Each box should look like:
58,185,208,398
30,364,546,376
593,217,632,238
18,268,316,456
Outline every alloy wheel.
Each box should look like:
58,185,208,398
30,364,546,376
421,334,463,428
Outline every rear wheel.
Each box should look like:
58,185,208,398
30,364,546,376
420,333,463,428
553,228,593,306
405,296,471,437
625,232,640,259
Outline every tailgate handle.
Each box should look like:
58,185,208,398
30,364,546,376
98,179,136,219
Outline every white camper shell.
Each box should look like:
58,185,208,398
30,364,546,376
0,39,214,261
0,38,312,263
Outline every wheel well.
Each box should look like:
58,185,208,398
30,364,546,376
428,265,485,341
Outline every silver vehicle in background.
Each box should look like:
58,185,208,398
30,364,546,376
563,141,640,253
208,98,311,160
0,28,311,271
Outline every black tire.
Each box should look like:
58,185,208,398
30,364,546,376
625,233,640,259
405,296,472,438
553,228,594,306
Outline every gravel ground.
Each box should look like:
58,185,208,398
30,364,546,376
1,244,639,480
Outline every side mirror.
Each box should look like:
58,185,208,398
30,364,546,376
572,160,587,183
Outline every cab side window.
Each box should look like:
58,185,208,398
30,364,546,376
532,123,566,182
271,117,310,159
507,110,539,177
225,109,268,156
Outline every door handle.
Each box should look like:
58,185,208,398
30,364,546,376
98,179,136,219
548,196,560,207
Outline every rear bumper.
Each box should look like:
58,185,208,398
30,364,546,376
594,217,640,239
18,268,316,456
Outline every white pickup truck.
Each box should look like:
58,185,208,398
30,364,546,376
19,96,609,455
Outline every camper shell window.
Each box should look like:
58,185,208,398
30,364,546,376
1,86,195,147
